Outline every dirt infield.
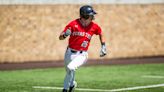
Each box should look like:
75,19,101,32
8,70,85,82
0,56,163,70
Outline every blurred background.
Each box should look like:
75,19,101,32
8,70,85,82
0,0,163,63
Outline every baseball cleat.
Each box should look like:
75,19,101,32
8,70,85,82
62,89,67,92
69,81,77,92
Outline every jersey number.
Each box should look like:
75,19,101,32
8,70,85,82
81,41,88,48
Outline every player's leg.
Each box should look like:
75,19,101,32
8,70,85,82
69,70,77,91
67,52,88,92
63,69,74,91
70,71,76,87
67,52,88,70
63,49,88,92
69,79,77,92
63,49,72,91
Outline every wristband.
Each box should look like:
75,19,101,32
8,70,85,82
63,35,67,38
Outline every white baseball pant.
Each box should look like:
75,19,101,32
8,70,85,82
63,47,88,90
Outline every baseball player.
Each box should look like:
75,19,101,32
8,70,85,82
59,5,107,92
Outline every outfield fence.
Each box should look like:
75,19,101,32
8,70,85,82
0,0,164,4
0,1,164,63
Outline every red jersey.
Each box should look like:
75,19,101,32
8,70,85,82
63,19,102,51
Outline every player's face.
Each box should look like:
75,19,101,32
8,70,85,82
80,15,94,27
86,16,92,22
84,15,93,25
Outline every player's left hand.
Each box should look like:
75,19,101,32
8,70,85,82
100,44,107,57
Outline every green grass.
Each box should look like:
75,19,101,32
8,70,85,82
0,64,164,92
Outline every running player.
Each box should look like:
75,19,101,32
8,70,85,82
59,5,107,92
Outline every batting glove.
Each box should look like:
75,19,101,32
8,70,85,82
63,29,71,38
100,43,107,57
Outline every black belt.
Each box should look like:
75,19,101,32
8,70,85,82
70,50,83,53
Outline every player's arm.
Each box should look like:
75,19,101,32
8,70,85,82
99,34,105,45
99,33,107,57
59,29,72,40
96,24,107,57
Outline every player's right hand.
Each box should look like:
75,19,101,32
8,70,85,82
64,29,71,37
